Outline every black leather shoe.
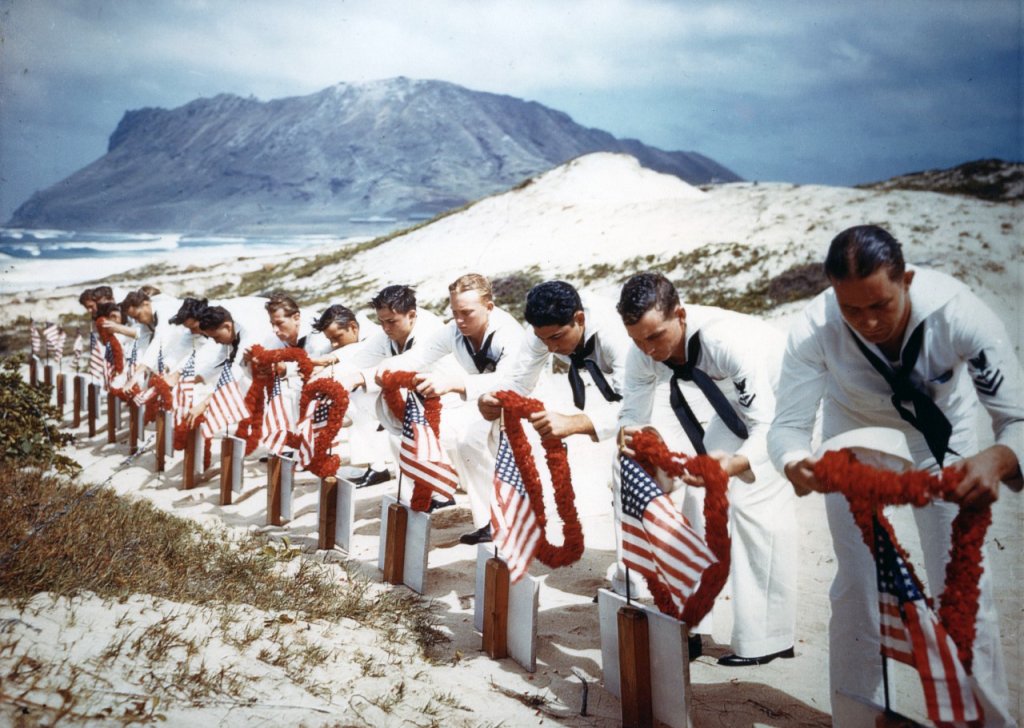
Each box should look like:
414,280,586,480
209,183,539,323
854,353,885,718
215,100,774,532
428,498,455,513
459,524,492,545
688,634,703,661
353,467,391,488
716,646,794,667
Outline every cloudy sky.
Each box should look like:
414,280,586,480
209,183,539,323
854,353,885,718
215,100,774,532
1,0,1020,221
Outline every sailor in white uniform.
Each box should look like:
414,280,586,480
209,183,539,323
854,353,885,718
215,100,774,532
380,273,526,543
617,272,798,666
768,225,1021,727
479,280,631,586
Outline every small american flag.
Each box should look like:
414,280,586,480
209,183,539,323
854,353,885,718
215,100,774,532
263,375,296,456
399,391,458,502
43,323,64,362
88,332,106,384
619,454,716,614
292,394,340,468
874,518,981,725
73,331,84,370
173,353,197,429
490,432,541,583
30,322,42,357
200,364,249,438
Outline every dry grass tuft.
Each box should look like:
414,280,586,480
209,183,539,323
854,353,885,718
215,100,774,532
0,466,446,655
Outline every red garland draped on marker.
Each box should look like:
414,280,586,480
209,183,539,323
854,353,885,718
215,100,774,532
493,390,584,569
293,378,349,479
628,429,731,628
236,344,316,454
812,449,988,672
94,317,124,377
380,370,449,512
142,375,174,424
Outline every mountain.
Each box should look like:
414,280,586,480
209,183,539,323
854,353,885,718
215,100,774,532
6,77,740,233
858,158,1024,201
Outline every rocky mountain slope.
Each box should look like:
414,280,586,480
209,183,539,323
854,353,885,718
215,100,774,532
7,78,739,233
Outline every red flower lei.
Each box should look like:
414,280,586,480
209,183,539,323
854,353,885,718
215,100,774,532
143,375,174,424
236,344,316,454
94,317,124,375
629,430,731,627
493,391,585,568
294,378,349,479
813,449,989,671
380,370,445,512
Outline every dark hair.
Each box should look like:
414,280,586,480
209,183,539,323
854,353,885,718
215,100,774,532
139,284,161,296
197,305,232,332
370,285,417,314
524,281,582,327
92,285,114,303
313,304,358,332
122,289,151,311
617,272,679,326
824,225,906,281
95,301,120,320
78,288,97,306
169,297,209,325
265,292,300,317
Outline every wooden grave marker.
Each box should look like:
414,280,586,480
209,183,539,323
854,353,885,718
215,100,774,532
106,392,121,444
314,472,355,550
473,545,539,672
87,382,100,437
219,436,245,505
154,410,172,472
598,589,692,728
56,372,67,414
181,428,205,489
72,375,86,428
377,494,431,594
267,455,296,526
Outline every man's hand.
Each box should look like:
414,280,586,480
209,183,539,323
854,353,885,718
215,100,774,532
950,445,1018,508
478,392,502,421
682,450,751,486
309,354,338,367
186,399,209,428
618,425,661,458
164,370,181,388
414,372,463,398
528,410,593,440
337,371,366,392
241,346,253,365
783,456,821,497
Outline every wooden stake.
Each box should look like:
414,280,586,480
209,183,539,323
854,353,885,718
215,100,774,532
482,557,510,659
43,364,54,399
318,476,338,550
155,410,169,472
87,383,99,437
267,456,289,526
73,375,84,428
219,437,237,505
56,372,66,413
182,428,199,489
106,392,119,444
29,358,38,387
129,403,141,454
618,606,654,728
382,502,408,585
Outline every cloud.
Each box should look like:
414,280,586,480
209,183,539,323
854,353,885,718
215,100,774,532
1,0,1021,218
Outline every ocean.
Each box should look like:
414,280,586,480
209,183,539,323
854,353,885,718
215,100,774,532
0,225,401,294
